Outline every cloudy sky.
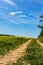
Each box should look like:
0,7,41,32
0,0,43,38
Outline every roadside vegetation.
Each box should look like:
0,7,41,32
38,36,43,42
6,39,43,65
0,35,29,56
38,14,43,42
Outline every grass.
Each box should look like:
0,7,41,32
0,35,29,56
23,39,43,65
38,37,43,43
6,39,43,65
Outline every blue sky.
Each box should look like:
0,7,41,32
0,0,43,38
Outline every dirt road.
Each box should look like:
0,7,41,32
0,40,31,65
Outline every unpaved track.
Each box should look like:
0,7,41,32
36,40,43,47
0,40,31,65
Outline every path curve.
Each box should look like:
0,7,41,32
0,40,31,65
36,40,43,47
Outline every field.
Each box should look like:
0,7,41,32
0,35,43,65
0,35,29,56
6,39,43,65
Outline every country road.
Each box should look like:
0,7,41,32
0,40,31,65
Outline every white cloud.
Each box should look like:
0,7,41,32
4,0,16,6
10,11,23,16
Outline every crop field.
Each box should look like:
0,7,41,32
6,39,43,65
0,35,29,56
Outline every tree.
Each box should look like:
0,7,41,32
38,14,43,38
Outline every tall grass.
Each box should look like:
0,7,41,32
0,36,29,56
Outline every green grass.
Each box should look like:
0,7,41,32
23,39,43,65
6,39,43,65
38,37,43,42
0,35,29,56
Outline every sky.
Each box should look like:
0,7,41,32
0,0,43,38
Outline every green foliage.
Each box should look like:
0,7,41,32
0,36,29,56
38,30,43,37
38,37,43,42
23,39,43,65
38,29,43,42
38,14,43,39
6,39,43,65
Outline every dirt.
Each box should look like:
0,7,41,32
0,40,31,65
